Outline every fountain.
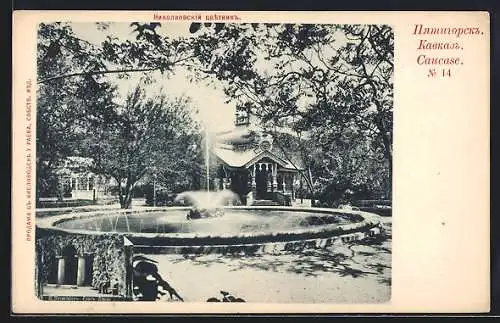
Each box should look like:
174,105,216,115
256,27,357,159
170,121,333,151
37,203,384,255
36,127,385,254
176,189,239,219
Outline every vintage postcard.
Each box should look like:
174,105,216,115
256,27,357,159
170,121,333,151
11,10,490,314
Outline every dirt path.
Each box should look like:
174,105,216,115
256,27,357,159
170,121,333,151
147,221,392,303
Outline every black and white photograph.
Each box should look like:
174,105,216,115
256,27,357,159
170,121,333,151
33,21,394,303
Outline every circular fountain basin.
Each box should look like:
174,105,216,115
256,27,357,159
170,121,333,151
37,206,384,254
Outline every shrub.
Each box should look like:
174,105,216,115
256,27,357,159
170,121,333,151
143,184,186,206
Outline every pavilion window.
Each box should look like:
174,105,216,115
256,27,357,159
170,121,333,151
78,177,88,191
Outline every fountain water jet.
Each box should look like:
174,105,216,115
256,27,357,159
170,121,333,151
175,189,240,219
175,189,240,208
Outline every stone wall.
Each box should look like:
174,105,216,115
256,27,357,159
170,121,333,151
36,228,128,296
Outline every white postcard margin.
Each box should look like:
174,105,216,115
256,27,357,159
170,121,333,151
12,10,490,313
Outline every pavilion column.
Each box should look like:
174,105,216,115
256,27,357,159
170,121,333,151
271,163,278,192
124,238,134,298
282,173,286,193
251,164,256,187
266,164,272,191
57,256,65,285
76,255,86,286
251,164,257,198
291,173,295,200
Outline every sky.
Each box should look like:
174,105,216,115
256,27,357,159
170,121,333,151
68,22,360,134
70,22,236,133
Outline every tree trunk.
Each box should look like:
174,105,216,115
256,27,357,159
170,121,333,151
382,132,393,175
374,112,393,187
120,189,131,209
115,177,126,209
120,198,131,209
56,175,65,202
57,186,64,202
120,183,134,209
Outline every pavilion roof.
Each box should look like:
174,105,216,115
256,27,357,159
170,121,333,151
213,145,304,171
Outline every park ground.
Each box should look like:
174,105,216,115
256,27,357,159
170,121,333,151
146,217,392,304
38,199,391,303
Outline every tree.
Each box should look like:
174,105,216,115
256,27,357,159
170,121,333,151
81,85,200,209
37,23,204,207
36,22,393,205
308,120,391,206
36,22,118,203
37,22,194,85
183,23,393,201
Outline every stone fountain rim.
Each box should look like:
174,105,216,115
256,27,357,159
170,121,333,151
35,206,383,239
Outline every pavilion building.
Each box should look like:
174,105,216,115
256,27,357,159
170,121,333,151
54,156,112,200
212,107,305,206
